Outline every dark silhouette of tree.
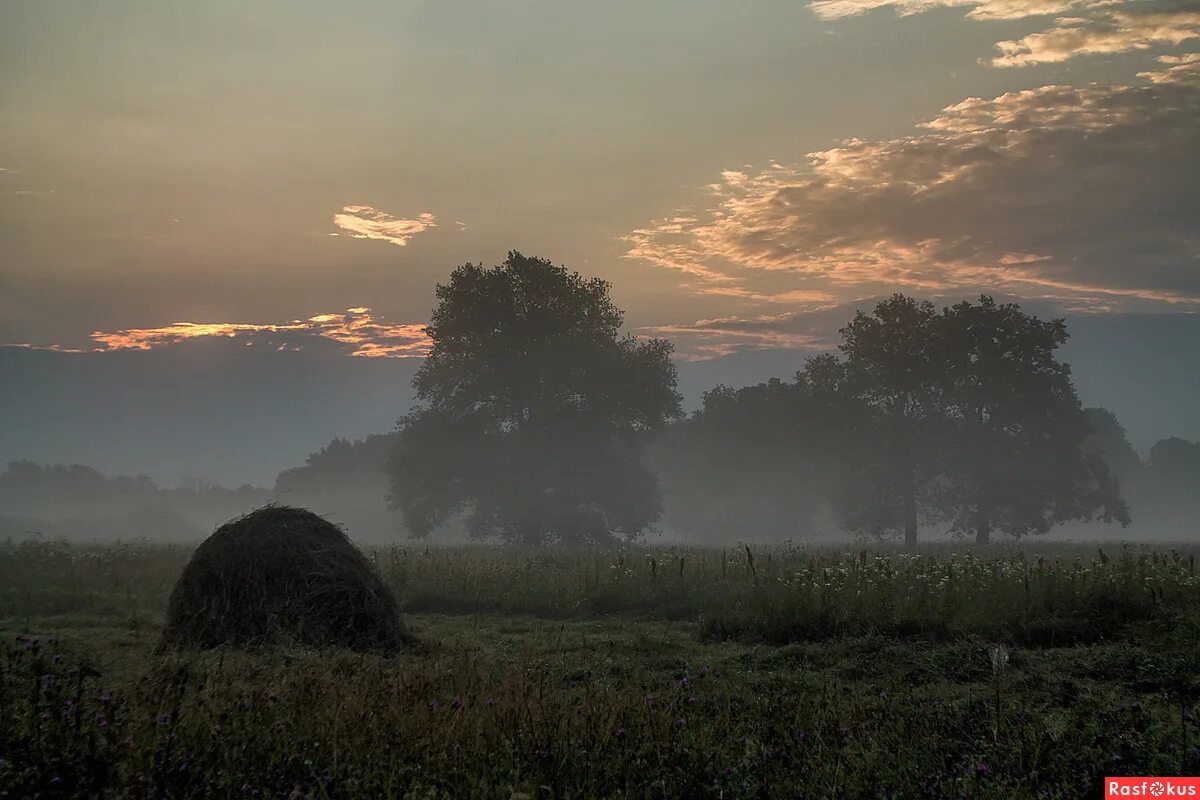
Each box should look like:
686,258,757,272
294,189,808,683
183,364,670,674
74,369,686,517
653,355,852,542
1148,437,1200,482
274,434,402,539
1082,407,1144,483
275,435,398,496
823,294,1128,544
935,296,1129,543
388,252,682,545
837,295,945,546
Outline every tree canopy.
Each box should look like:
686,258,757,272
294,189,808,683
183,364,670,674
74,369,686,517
836,294,1129,542
657,294,1130,545
389,252,681,545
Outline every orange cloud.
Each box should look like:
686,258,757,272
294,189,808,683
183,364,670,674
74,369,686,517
623,58,1200,314
20,309,430,358
811,0,1200,71
808,0,1102,21
332,205,437,246
991,9,1200,67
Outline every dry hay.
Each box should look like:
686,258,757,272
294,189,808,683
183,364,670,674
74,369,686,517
159,505,407,653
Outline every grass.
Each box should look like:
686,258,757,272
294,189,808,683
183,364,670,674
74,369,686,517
1,538,1199,798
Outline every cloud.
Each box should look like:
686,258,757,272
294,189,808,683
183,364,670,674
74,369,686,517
14,308,430,358
1139,50,1200,79
623,58,1200,314
640,313,835,360
810,0,1200,68
808,0,1106,22
332,205,437,247
991,8,1200,66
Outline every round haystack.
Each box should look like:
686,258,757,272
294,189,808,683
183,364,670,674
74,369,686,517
160,505,407,653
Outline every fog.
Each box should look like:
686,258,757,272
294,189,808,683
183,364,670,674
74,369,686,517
4,278,1200,548
3,391,1197,548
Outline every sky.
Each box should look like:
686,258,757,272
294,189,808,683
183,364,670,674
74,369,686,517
1,0,1198,483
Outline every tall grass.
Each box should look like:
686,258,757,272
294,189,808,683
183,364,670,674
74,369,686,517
4,539,1199,644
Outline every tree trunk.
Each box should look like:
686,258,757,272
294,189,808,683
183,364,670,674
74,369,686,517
903,479,919,548
974,506,991,545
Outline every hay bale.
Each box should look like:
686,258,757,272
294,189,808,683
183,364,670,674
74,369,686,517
160,505,406,653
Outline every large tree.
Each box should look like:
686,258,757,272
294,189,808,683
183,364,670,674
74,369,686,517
388,252,681,545
833,294,1128,544
837,295,946,546
935,296,1128,543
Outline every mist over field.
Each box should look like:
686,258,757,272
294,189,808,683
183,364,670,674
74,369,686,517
2,307,1199,547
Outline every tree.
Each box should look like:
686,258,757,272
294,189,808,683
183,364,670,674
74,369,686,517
935,296,1129,543
1146,438,1200,532
653,355,851,542
1148,437,1200,482
837,295,945,546
830,294,1128,544
388,252,681,545
1081,407,1144,483
274,435,402,539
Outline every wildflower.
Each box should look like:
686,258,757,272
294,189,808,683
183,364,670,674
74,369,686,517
485,696,496,707
679,676,691,689
429,700,440,712
699,666,710,676
100,693,111,705
40,712,50,721
1132,699,1143,712
973,762,991,778
676,718,686,728
615,727,626,739
879,691,888,701
157,712,172,726
990,646,1009,674
211,724,222,736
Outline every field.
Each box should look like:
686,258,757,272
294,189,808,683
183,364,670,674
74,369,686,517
2,538,1199,799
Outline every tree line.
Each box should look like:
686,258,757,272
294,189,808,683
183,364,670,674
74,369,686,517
388,252,1132,546
5,252,1199,545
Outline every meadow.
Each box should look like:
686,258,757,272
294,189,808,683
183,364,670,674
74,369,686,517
2,537,1198,798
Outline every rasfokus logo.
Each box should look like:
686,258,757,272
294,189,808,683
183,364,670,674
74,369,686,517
1106,778,1200,797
